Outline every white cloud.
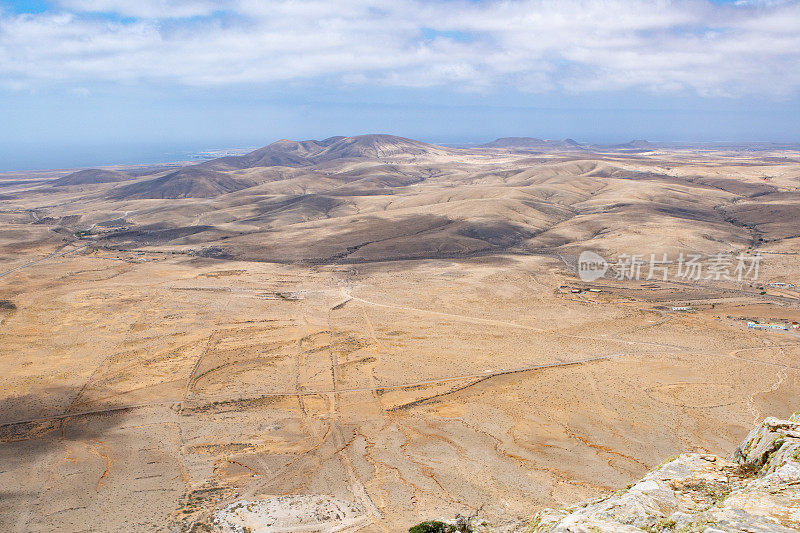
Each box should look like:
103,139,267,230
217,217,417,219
55,0,229,19
0,0,799,97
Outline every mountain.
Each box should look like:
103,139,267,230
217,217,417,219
610,139,657,151
625,139,654,149
202,138,338,170
52,168,132,186
480,137,547,148
316,134,451,160
203,134,453,171
110,167,257,199
479,137,585,149
104,134,452,199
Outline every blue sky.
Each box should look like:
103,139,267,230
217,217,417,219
1,0,799,170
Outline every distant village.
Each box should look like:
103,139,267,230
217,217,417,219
728,316,800,331
746,320,800,331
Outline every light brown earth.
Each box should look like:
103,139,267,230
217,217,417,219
1,136,799,531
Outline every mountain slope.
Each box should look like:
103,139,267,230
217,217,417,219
52,168,132,186
110,168,256,199
101,134,453,200
203,134,453,171
202,138,339,170
313,134,452,160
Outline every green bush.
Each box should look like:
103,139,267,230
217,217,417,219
409,521,453,533
409,512,477,532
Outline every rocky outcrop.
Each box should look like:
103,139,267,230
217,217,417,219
530,415,800,532
211,495,368,532
732,415,800,475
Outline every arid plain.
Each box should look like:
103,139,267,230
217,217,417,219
1,135,800,531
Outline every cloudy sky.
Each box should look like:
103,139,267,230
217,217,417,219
1,0,799,169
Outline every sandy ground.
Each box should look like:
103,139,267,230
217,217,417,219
1,249,798,531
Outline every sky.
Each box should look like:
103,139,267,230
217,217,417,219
1,0,799,170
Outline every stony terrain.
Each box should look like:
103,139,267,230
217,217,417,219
0,136,799,531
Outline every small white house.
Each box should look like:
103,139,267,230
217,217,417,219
749,322,787,330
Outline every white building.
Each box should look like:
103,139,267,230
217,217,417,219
748,322,787,330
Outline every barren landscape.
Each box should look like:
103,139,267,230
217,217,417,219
1,135,800,531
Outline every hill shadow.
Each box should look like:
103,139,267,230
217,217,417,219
0,385,139,466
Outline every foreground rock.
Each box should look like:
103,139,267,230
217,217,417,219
211,495,368,532
530,415,800,532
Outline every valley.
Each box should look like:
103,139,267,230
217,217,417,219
1,135,799,531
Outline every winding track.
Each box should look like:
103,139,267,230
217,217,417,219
5,285,798,430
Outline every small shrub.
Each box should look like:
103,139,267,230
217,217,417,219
643,517,677,532
410,511,480,532
677,518,718,533
409,521,453,533
525,516,541,532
